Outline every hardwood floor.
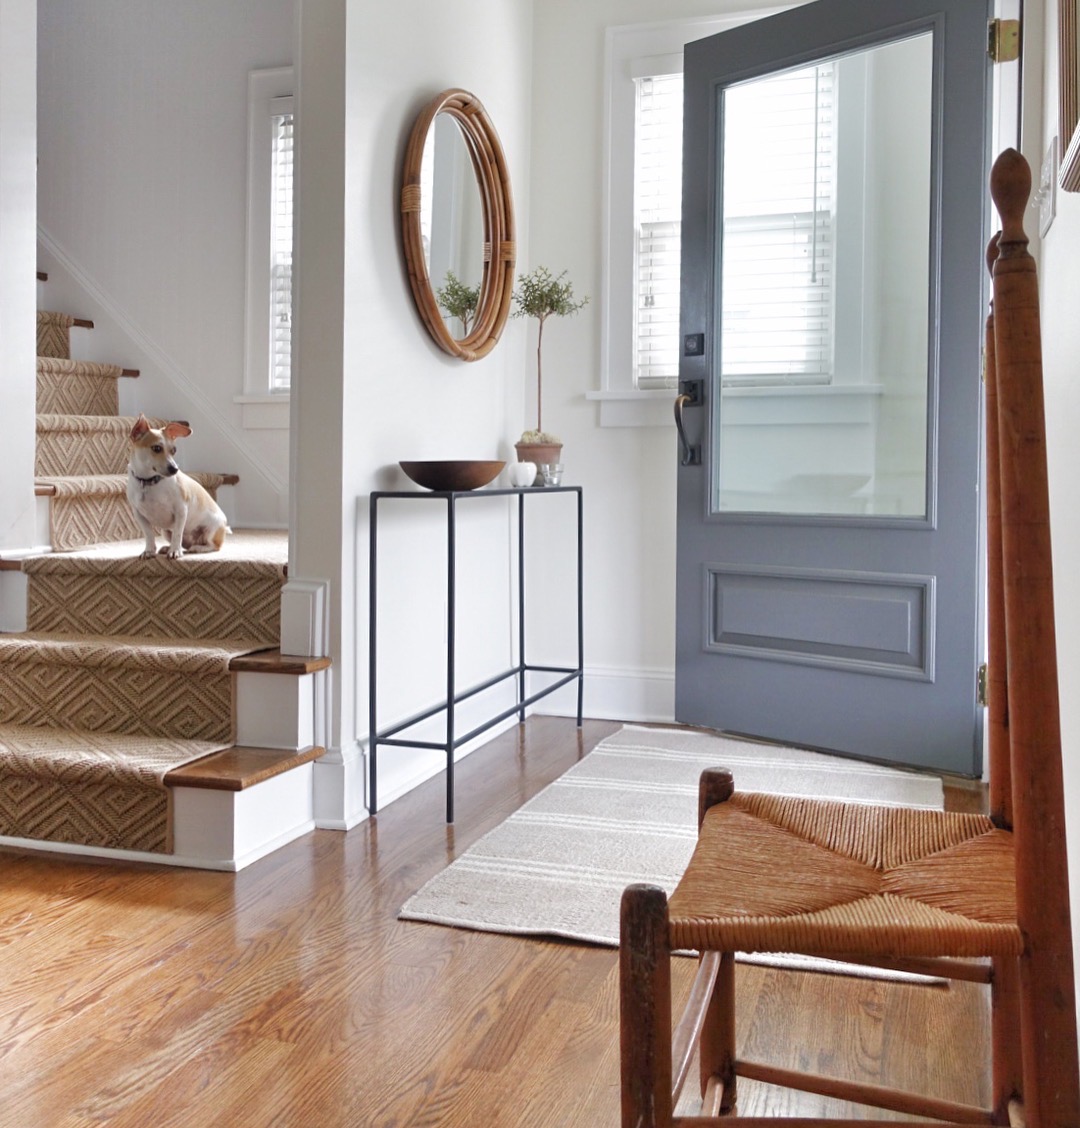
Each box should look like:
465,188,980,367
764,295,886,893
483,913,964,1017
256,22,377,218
0,717,989,1126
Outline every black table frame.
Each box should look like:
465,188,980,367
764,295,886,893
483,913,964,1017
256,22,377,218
368,485,583,821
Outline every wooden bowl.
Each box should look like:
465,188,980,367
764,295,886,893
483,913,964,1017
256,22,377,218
398,460,506,492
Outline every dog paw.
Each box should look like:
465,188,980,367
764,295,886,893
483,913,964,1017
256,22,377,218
139,549,156,559
160,546,184,559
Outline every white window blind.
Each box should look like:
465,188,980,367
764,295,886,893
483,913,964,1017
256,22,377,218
269,101,294,393
721,63,835,383
631,62,835,389
633,73,683,389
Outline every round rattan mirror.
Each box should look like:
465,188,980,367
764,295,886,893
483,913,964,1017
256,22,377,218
401,89,515,361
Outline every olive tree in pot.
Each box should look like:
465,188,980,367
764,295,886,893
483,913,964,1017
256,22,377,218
512,266,588,479
435,271,481,337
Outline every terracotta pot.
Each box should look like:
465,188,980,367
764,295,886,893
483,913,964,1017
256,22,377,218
514,441,563,485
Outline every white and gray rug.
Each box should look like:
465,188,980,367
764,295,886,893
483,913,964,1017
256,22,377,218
399,724,946,979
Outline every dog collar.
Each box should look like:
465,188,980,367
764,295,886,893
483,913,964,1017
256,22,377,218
132,473,163,487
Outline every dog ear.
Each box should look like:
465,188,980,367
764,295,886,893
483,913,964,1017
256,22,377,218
130,413,150,441
163,421,193,441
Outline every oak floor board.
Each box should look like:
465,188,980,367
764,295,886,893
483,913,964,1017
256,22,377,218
0,717,991,1126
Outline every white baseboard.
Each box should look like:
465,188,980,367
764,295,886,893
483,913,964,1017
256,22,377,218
312,667,676,825
313,740,369,830
527,664,676,724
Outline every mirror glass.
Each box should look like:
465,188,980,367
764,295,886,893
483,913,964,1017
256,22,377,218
420,115,485,338
714,33,932,517
401,89,515,361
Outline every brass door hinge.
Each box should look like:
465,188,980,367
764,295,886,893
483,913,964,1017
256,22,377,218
977,662,989,707
988,18,1020,63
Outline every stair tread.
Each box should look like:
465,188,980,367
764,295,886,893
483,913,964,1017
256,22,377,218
37,413,164,431
21,528,284,570
0,631,273,671
0,721,229,780
164,745,324,791
34,471,241,497
36,357,125,379
230,649,331,675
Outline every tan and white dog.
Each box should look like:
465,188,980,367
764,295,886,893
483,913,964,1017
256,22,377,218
126,413,230,559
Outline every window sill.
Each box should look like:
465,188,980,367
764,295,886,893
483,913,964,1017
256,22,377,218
585,389,674,428
234,394,290,430
586,383,885,429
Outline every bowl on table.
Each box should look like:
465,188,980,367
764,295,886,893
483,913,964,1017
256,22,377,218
398,459,506,492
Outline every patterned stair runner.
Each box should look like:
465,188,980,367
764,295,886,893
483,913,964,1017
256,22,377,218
0,301,277,856
36,357,122,415
36,310,75,359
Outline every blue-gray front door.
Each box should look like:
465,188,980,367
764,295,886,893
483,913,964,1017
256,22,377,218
675,0,990,774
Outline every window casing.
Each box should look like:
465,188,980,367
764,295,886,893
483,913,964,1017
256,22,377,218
597,15,770,425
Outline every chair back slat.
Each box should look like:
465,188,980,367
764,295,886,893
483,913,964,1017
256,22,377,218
989,147,1079,1127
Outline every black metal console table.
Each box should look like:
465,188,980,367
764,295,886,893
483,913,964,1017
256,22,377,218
368,485,583,822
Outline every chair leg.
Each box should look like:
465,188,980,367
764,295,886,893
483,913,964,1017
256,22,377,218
620,883,673,1128
992,955,1022,1121
699,950,736,1113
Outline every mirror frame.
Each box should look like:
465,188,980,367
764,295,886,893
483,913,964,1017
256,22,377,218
401,89,516,360
1060,0,1080,189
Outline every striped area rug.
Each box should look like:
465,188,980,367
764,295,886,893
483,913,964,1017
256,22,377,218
399,724,946,979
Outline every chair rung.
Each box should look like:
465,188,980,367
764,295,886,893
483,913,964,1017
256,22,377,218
734,1059,994,1124
673,1119,978,1127
672,951,722,1100
826,954,992,984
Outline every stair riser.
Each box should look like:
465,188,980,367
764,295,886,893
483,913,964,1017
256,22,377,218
43,492,142,552
0,662,233,742
37,312,73,359
36,426,129,477
26,569,281,642
0,775,170,853
37,370,119,416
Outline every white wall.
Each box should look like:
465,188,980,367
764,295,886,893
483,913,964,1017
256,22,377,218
37,0,295,527
525,0,778,723
1035,0,1080,1060
0,1,37,554
291,0,534,822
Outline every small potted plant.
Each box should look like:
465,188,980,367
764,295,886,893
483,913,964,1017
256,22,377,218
512,266,588,472
435,271,481,336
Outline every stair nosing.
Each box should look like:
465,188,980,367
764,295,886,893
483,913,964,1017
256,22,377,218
163,745,324,791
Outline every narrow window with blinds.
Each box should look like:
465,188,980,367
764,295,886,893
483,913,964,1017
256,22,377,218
269,101,294,392
243,67,294,416
633,74,683,389
631,62,836,389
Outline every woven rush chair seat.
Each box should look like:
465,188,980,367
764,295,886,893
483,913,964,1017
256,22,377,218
667,791,1021,960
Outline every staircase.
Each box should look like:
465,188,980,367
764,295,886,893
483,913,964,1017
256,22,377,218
0,283,326,870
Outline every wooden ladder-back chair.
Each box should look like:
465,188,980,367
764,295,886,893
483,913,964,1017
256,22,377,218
619,148,1080,1128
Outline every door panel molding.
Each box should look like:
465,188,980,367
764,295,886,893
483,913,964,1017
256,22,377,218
705,564,934,679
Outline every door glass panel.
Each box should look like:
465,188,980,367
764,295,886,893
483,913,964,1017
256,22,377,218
714,32,933,517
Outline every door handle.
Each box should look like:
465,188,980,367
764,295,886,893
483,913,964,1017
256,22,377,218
674,393,702,466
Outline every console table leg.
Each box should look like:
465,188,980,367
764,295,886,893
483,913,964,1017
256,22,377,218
446,496,457,823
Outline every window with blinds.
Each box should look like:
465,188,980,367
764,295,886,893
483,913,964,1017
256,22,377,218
633,73,684,388
631,62,836,389
269,102,294,393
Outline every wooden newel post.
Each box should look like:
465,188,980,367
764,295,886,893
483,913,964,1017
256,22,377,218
990,147,1080,1128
